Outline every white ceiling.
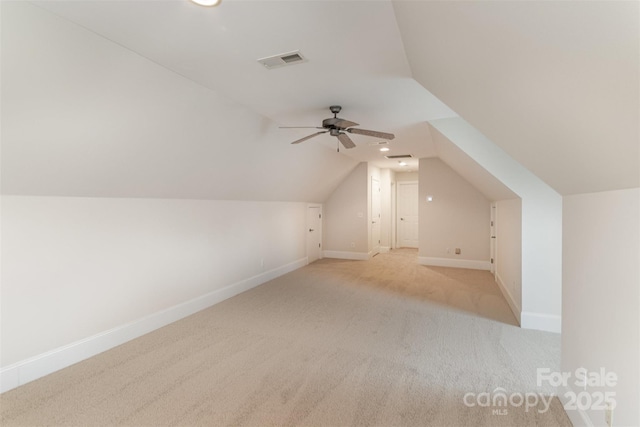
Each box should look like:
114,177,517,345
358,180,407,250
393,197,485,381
33,0,456,172
395,0,639,195
3,0,637,201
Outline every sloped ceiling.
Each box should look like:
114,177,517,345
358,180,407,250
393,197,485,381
429,125,517,202
29,0,456,171
2,1,637,202
1,2,358,202
394,0,639,195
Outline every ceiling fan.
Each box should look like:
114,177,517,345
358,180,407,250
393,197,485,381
280,105,395,151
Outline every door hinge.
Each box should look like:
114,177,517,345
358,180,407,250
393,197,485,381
319,214,321,219
491,258,494,264
490,220,494,226
319,243,321,248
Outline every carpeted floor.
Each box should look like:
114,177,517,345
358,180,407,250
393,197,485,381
0,249,571,426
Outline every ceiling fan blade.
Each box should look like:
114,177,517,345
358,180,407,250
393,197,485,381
334,119,359,129
347,128,395,140
280,126,325,130
291,131,328,144
337,133,356,149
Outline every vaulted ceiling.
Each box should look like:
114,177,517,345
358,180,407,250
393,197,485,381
2,1,637,201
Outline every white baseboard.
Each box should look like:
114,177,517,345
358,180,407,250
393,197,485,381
379,247,390,253
520,311,562,334
0,257,308,394
558,386,594,427
322,250,369,261
495,273,521,325
418,256,491,271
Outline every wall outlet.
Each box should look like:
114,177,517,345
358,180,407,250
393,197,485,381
605,404,613,427
350,242,355,248
455,248,461,255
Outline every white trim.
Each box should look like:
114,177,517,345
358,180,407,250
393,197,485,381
558,386,594,427
520,311,562,333
0,257,308,394
379,246,390,253
495,273,521,325
418,256,491,271
322,250,369,261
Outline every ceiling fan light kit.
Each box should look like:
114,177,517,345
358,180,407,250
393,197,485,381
281,106,395,152
190,0,221,6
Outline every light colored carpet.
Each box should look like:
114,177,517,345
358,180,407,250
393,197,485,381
1,249,570,426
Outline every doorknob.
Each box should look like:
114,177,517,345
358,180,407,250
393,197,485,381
309,229,314,232
400,218,404,221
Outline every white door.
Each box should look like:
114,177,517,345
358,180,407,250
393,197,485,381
307,206,322,264
371,177,381,256
490,204,496,275
391,182,396,249
397,182,418,248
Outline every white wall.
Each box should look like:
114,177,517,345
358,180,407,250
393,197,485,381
430,126,518,201
562,188,639,427
0,196,308,390
1,2,357,202
418,158,490,270
429,117,562,333
395,171,419,182
495,198,522,322
322,163,369,259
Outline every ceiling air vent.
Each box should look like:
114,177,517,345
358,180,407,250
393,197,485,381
385,154,413,159
258,50,307,69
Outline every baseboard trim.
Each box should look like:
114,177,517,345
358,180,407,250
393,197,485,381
495,273,521,325
322,250,369,261
0,257,308,394
520,311,562,333
418,256,491,271
558,386,594,426
379,247,390,253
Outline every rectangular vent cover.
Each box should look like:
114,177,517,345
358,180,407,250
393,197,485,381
258,50,307,69
385,154,413,159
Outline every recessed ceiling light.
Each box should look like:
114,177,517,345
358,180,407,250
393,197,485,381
380,147,390,152
399,161,407,166
190,0,221,6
